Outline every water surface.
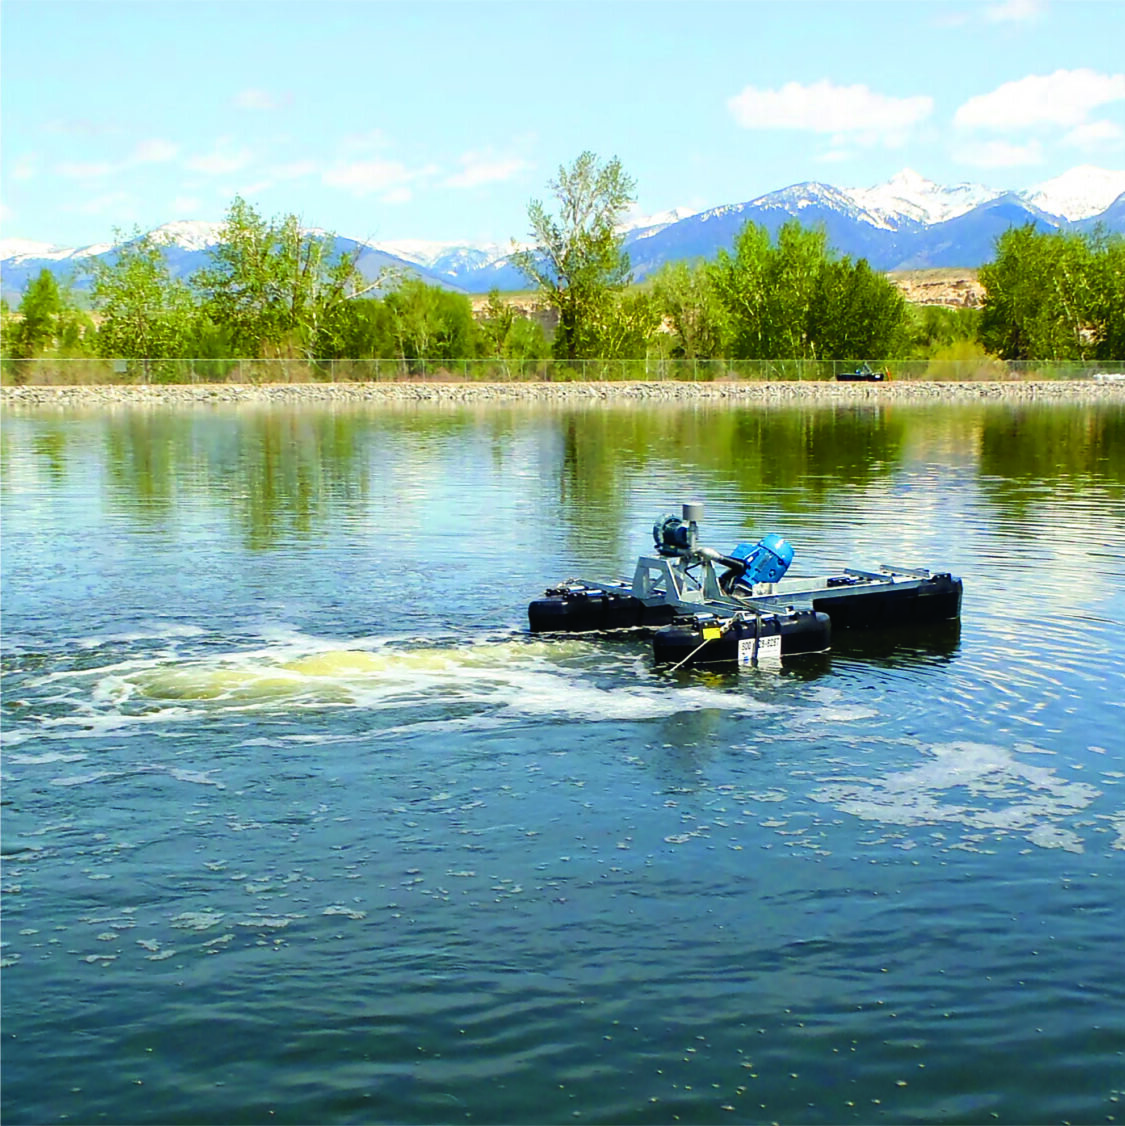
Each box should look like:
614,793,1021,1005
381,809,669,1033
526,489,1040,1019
2,401,1123,1124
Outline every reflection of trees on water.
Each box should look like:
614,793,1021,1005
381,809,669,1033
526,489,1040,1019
11,401,1122,557
101,409,371,549
977,405,1125,516
719,407,906,497
234,412,370,550
553,406,908,552
104,414,184,517
1,423,74,488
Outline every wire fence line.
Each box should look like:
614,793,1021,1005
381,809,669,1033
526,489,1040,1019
3,356,1125,386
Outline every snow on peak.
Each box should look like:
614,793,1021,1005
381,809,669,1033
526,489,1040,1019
887,168,934,189
0,238,63,262
1024,165,1125,220
847,169,999,226
149,220,225,251
378,238,515,269
618,205,700,235
0,237,115,264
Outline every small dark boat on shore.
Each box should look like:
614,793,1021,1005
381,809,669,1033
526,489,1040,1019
836,362,887,382
528,504,962,669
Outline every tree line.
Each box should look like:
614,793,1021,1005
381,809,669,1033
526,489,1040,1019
3,152,1123,372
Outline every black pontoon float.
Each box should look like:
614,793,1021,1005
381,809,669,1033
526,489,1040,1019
528,503,962,669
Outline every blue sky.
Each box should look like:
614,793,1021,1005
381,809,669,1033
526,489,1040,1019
2,0,1123,249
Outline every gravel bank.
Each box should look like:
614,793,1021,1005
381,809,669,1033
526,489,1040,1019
4,379,1125,410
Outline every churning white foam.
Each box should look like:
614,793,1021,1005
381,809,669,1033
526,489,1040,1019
811,740,1102,852
16,634,772,739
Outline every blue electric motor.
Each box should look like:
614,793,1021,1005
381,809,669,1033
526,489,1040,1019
729,534,794,586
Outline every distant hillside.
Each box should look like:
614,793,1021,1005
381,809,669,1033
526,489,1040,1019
3,165,1123,303
0,230,463,304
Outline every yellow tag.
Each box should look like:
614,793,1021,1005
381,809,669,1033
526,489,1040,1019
702,627,722,641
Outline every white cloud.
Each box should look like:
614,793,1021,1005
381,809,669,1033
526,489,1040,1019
55,141,181,181
234,179,276,198
186,145,254,175
233,88,281,110
340,129,391,153
271,160,317,180
11,155,37,181
323,159,412,193
322,158,437,200
954,69,1125,130
954,138,1045,168
984,0,1046,23
45,117,121,137
132,139,179,163
1063,120,1125,149
170,196,202,215
69,191,135,217
444,152,532,189
728,80,933,146
56,160,116,179
935,0,1046,27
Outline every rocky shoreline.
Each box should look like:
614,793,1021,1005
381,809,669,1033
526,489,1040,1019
3,379,1125,409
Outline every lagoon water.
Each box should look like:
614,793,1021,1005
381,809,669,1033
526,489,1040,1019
2,400,1123,1125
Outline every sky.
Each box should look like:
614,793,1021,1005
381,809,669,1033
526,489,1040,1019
2,0,1124,251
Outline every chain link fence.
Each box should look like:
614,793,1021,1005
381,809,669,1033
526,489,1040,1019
3,356,1124,386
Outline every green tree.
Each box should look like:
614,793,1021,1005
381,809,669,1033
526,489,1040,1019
10,269,62,358
504,314,550,363
979,225,1098,360
6,270,93,361
708,222,773,358
477,290,549,368
477,289,516,356
808,258,907,360
650,261,727,359
710,219,906,361
768,222,832,357
511,151,636,360
584,290,661,361
86,230,196,376
193,196,377,359
899,304,981,359
328,297,397,359
0,297,13,354
382,280,478,370
1087,229,1125,361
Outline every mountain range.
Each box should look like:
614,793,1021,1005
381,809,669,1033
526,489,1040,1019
2,165,1123,303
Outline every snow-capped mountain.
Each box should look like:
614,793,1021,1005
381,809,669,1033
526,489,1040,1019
846,169,999,227
148,220,226,252
0,221,223,267
4,167,1123,302
619,206,702,237
0,237,116,265
1023,165,1125,221
376,239,516,272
